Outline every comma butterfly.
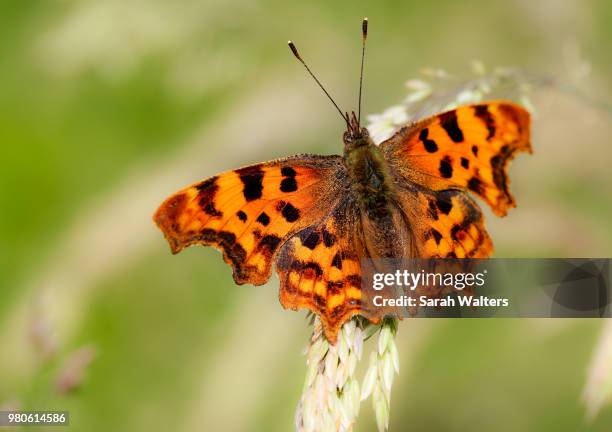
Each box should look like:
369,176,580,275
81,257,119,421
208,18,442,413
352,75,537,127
153,19,531,342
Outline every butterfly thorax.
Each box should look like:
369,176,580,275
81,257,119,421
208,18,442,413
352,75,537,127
343,128,395,220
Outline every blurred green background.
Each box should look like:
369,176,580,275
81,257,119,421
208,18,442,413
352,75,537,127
1,0,611,431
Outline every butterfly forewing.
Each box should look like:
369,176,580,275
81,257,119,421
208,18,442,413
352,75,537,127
154,155,347,286
381,101,531,216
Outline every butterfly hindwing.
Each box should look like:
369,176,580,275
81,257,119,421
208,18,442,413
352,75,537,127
397,186,494,258
154,155,346,286
276,201,366,342
381,101,531,216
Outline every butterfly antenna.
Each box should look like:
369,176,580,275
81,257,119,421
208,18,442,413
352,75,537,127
288,41,349,126
357,17,368,127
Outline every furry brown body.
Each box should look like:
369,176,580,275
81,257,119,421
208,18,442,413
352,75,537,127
343,120,413,261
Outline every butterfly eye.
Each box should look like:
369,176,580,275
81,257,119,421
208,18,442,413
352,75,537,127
343,130,354,144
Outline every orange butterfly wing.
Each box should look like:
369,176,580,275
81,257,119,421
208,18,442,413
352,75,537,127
381,101,530,259
155,155,367,342
276,200,368,342
382,101,531,217
154,155,346,286
397,188,494,258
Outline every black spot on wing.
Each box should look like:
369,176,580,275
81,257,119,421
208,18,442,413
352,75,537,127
329,305,346,319
499,104,524,134
461,157,470,169
472,145,479,157
439,156,453,178
450,200,480,245
331,253,343,269
259,234,281,255
280,178,298,192
436,197,452,215
237,165,264,201
202,202,222,217
280,166,298,192
474,104,496,140
256,212,270,226
281,202,300,222
435,190,458,215
196,176,217,191
439,111,464,143
346,275,362,287
237,210,247,222
451,224,463,241
217,231,236,246
431,229,443,245
291,261,323,278
419,128,438,153
436,198,452,215
327,280,344,295
468,176,484,195
313,294,326,308
321,228,335,247
199,228,247,267
301,231,320,250
490,145,513,197
197,176,221,216
281,167,296,177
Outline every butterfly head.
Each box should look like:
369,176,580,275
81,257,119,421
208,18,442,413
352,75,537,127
343,111,372,151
